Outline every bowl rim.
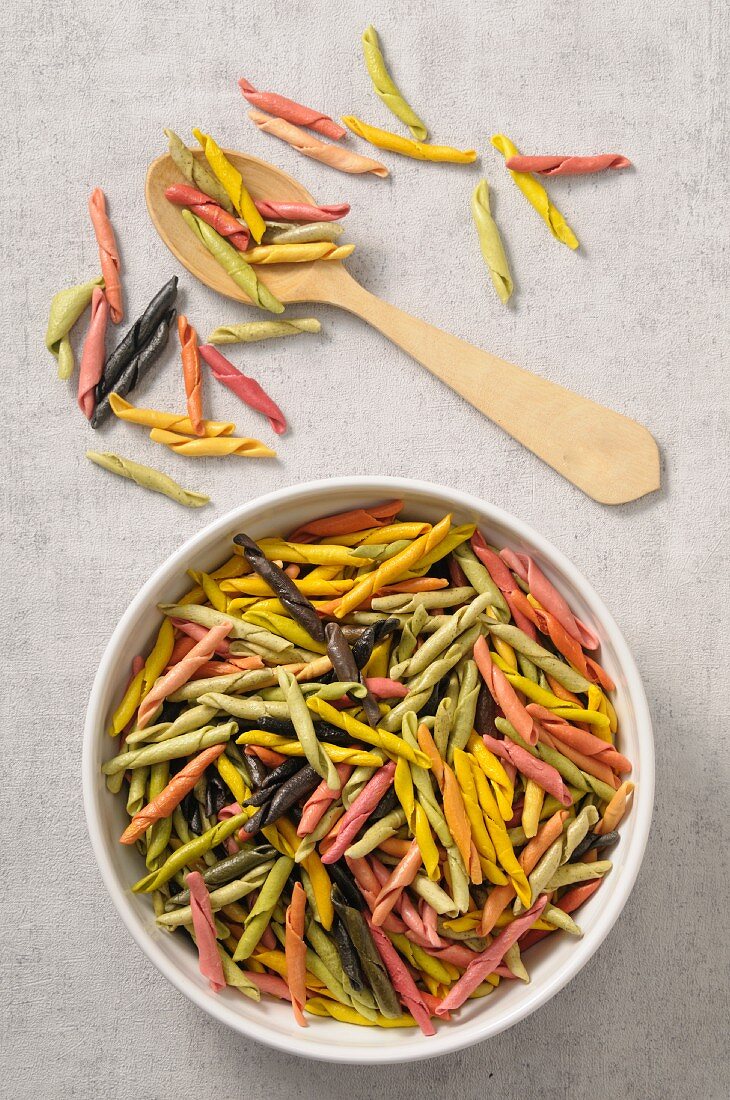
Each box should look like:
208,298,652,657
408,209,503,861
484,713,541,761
82,475,654,1063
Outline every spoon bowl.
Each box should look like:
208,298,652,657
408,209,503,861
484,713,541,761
146,149,660,505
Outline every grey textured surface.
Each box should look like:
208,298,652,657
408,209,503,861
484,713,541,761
1,0,728,1096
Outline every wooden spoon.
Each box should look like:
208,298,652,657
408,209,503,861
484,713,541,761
146,150,660,504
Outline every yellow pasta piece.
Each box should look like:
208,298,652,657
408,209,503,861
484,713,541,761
521,779,544,839
243,609,327,654
401,524,475,576
361,25,428,140
342,116,476,164
216,753,249,805
466,732,514,819
149,428,275,458
243,242,355,264
193,128,266,242
141,618,175,695
470,179,513,304
306,697,431,767
452,749,498,863
253,538,370,567
220,575,354,596
305,998,416,1028
491,134,579,250
236,730,382,768
333,514,452,617
108,394,235,437
492,637,519,672
108,667,145,736
189,571,228,613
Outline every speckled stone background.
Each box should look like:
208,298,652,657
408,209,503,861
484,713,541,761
1,0,728,1096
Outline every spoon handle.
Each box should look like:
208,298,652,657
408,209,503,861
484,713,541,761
329,276,660,504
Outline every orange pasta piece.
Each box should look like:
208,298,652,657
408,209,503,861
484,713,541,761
287,499,404,541
375,578,450,595
120,743,226,843
285,881,308,1027
178,315,204,437
595,781,634,835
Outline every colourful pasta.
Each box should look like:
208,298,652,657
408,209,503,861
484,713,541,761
199,344,287,435
180,210,284,314
177,315,204,436
46,275,104,379
360,25,428,140
103,503,633,1034
88,188,123,322
342,116,476,164
86,451,209,508
193,128,266,242
254,200,350,222
470,180,513,304
164,184,250,250
77,288,109,418
248,108,389,177
238,78,345,140
491,134,580,250
504,154,631,176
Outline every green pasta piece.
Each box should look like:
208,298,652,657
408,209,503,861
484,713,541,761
126,765,149,817
432,696,453,759
350,540,411,563
165,128,235,212
126,704,219,746
378,687,432,733
156,864,274,927
306,921,377,1019
342,766,377,808
391,593,492,680
485,621,593,694
393,603,429,666
145,762,172,871
261,680,366,703
562,805,600,863
542,903,582,936
517,652,540,683
207,318,321,344
409,874,459,916
546,861,613,890
470,179,514,305
46,275,104,379
276,668,339,788
101,722,235,774
262,222,344,245
361,25,428,141
331,885,402,1019
503,941,529,981
181,210,284,314
86,452,210,509
132,812,249,893
172,805,192,846
160,603,293,652
344,809,406,858
446,845,471,913
446,658,480,762
406,625,482,696
371,587,476,613
232,856,294,961
452,543,511,619
401,713,452,846
217,946,261,1001
199,693,291,722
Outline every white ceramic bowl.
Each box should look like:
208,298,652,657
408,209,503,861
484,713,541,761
83,477,653,1063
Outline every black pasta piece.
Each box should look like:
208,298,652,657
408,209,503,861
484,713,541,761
327,860,364,910
331,885,401,1019
242,787,275,808
331,916,366,991
244,753,269,789
180,790,203,835
244,765,320,835
95,275,178,401
239,716,351,746
351,617,400,670
205,771,229,818
166,845,277,907
325,621,381,727
158,700,185,724
260,757,307,790
474,683,499,735
233,532,325,643
368,787,399,823
569,829,620,862
91,308,175,427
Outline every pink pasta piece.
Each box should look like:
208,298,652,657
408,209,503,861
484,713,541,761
248,108,389,177
243,970,292,1000
369,856,428,939
253,200,350,223
470,533,538,639
420,902,446,948
170,618,231,657
499,549,600,650
527,704,632,773
371,840,423,926
505,154,631,176
297,763,351,836
165,184,250,251
198,344,287,435
88,188,123,323
77,287,109,418
321,761,396,864
474,635,536,745
482,732,572,806
364,677,409,699
137,620,232,728
367,918,435,1036
436,896,548,1014
186,871,226,993
344,857,407,933
239,78,346,141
